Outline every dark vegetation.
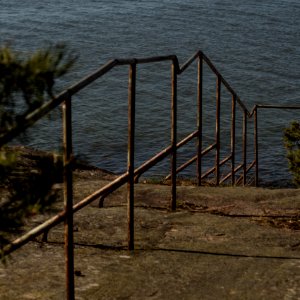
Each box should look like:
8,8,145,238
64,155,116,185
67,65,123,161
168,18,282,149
0,44,76,254
283,121,300,186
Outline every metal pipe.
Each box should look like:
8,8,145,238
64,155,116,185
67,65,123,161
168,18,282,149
234,163,244,173
6,49,300,269
201,166,216,180
0,54,177,147
165,143,217,180
133,130,198,183
4,49,298,151
178,50,201,74
197,53,203,186
256,104,300,110
246,160,256,172
177,130,199,148
243,110,247,186
166,156,196,180
254,106,258,187
201,154,232,179
3,171,130,257
3,140,173,257
171,61,177,211
215,75,221,186
0,60,117,147
236,160,256,185
127,63,136,250
220,163,244,183
62,95,75,300
201,52,248,115
134,145,172,182
231,94,236,186
116,55,176,66
234,164,244,175
220,154,233,167
202,143,217,156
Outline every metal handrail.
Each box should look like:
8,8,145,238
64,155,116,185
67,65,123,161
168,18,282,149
165,143,216,180
2,50,300,300
2,50,298,148
0,50,247,147
1,50,258,256
0,55,177,147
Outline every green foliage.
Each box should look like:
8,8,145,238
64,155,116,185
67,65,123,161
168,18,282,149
0,43,77,134
283,121,300,185
0,44,76,257
0,147,62,240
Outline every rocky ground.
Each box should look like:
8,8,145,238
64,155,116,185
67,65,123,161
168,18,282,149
0,165,300,300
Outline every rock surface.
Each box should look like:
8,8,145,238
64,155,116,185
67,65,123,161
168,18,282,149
0,170,300,299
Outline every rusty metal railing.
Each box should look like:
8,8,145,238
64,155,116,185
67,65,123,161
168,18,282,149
1,50,300,299
164,52,255,186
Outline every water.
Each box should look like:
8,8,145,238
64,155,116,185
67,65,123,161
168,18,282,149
1,0,300,183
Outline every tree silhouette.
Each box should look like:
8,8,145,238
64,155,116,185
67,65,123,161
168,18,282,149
283,121,300,186
0,44,77,254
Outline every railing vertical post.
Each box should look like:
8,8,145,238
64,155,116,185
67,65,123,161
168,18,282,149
62,94,75,300
197,53,203,186
254,106,259,187
243,110,247,186
215,75,221,186
171,60,177,211
128,63,136,250
231,94,236,186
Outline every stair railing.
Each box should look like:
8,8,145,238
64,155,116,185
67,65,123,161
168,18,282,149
2,50,300,300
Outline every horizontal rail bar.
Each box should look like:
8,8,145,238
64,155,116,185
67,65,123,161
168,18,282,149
246,160,256,173
248,104,300,117
0,50,251,148
220,162,246,184
201,53,248,114
0,60,118,146
220,155,232,167
257,104,300,109
115,55,178,66
1,136,219,256
222,164,243,182
135,131,198,182
177,130,199,148
234,164,244,173
165,143,217,180
3,142,177,256
220,173,231,185
201,166,215,180
201,154,232,180
68,60,118,95
235,160,256,185
134,145,173,178
3,49,299,256
202,143,217,156
220,158,256,184
0,56,178,147
165,156,197,180
158,130,198,179
178,50,201,74
3,48,298,148
2,171,130,256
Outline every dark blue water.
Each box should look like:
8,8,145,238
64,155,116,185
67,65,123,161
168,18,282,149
1,0,300,182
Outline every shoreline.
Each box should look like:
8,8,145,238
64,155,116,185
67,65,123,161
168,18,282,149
0,145,297,189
